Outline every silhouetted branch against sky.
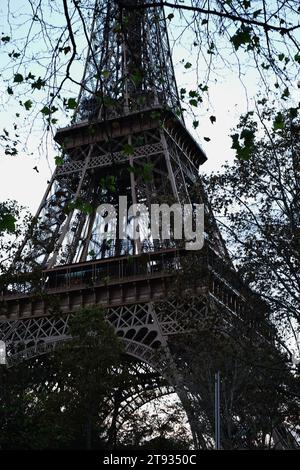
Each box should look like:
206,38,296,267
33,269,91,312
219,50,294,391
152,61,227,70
1,1,299,134
0,0,299,210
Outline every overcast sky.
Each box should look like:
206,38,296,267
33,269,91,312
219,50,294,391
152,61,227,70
0,1,261,215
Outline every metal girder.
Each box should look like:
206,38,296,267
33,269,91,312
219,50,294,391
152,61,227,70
74,1,182,123
0,293,220,449
0,294,213,367
0,0,291,451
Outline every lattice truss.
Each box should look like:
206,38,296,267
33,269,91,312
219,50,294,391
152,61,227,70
103,373,211,449
12,0,226,270
1,0,295,452
75,0,181,123
0,294,212,368
0,291,231,449
0,293,221,448
102,361,174,436
14,117,224,269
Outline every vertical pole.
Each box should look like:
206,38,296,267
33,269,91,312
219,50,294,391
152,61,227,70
215,371,221,450
0,341,6,365
128,135,141,255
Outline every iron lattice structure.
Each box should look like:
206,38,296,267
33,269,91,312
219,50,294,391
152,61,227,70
75,0,182,122
0,0,297,449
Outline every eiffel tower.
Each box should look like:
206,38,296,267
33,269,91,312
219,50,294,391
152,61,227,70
0,0,296,449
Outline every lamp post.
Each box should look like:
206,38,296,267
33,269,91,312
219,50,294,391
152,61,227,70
215,371,221,450
0,340,6,366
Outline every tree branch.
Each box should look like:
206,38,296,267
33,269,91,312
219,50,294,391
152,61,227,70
118,1,300,34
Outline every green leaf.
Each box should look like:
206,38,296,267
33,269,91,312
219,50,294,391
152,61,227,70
273,112,285,130
41,105,58,116
193,120,199,129
1,35,10,43
281,87,290,100
253,9,262,18
103,95,115,107
24,100,33,111
102,69,110,79
207,42,215,54
66,199,92,215
99,175,116,192
67,98,78,109
257,97,267,105
240,128,255,146
13,73,24,83
55,155,64,166
204,137,211,142
7,86,13,95
167,13,174,20
113,23,122,34
209,115,216,124
31,77,46,90
198,83,208,92
289,107,298,119
131,69,143,86
8,51,21,59
5,146,18,156
189,99,198,107
41,106,51,116
80,201,93,215
123,143,135,155
230,26,252,50
26,72,36,81
141,163,154,182
184,62,192,69
231,128,255,160
59,46,71,54
0,212,16,233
